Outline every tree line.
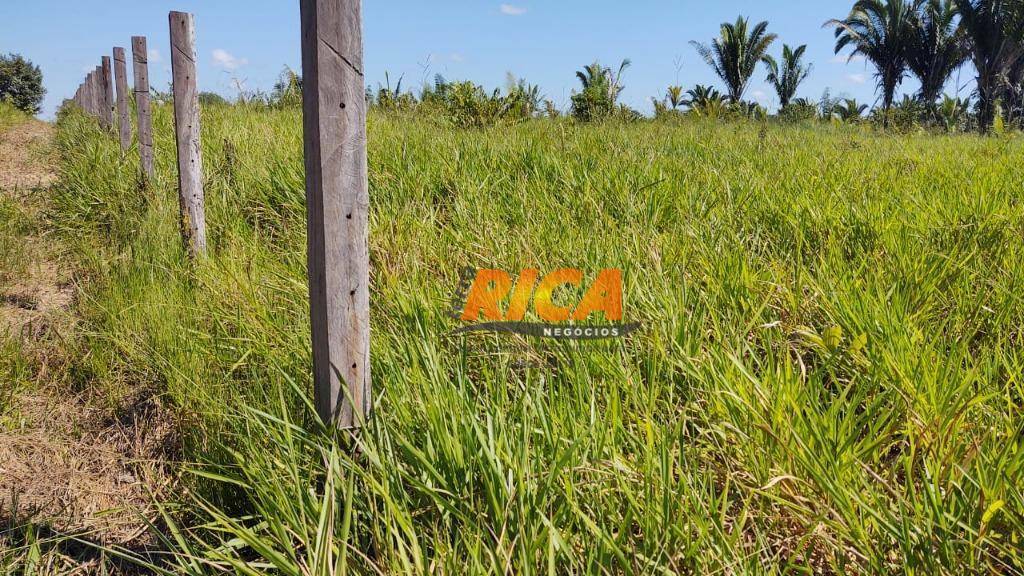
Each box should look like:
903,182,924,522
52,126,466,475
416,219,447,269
359,0,1024,133
4,0,1019,134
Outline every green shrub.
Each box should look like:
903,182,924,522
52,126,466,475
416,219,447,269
0,53,44,115
198,91,229,106
937,95,971,133
571,60,630,122
271,67,303,108
0,101,27,130
779,98,819,122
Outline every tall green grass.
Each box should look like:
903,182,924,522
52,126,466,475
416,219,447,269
0,102,28,132
0,102,33,287
47,104,1024,574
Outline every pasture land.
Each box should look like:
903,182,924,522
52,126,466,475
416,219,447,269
4,104,1024,574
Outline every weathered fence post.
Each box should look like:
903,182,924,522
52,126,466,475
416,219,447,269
93,69,102,118
169,11,207,257
132,36,155,179
84,74,92,116
88,69,100,118
101,56,115,130
113,47,131,151
300,0,372,429
86,70,96,117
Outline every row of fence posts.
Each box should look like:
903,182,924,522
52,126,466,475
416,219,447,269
69,14,202,255
66,2,370,431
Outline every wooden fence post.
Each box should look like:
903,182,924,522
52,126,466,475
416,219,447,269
113,47,131,151
93,69,102,118
89,69,101,118
101,56,115,130
96,66,104,119
300,0,371,429
132,36,155,179
84,71,93,117
169,11,207,257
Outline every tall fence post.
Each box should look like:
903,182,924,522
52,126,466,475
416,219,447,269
300,0,371,429
113,47,132,151
132,36,155,179
101,56,115,130
169,11,207,257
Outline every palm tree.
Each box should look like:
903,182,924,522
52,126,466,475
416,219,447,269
575,59,631,102
608,59,632,101
685,84,726,109
666,85,686,109
762,44,813,109
834,97,870,121
908,0,968,108
1007,55,1024,125
937,94,970,130
955,0,1024,131
691,16,778,103
575,62,608,92
572,59,631,121
826,0,923,126
506,76,543,118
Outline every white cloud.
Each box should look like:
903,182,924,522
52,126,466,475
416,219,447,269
846,73,867,85
752,90,768,102
148,49,162,63
832,54,865,64
500,4,527,15
211,48,248,71
450,53,465,62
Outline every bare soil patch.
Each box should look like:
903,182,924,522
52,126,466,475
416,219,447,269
0,119,58,191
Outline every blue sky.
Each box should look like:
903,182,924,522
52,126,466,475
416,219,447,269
3,1,976,119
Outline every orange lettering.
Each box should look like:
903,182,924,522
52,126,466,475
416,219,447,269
461,269,512,321
505,269,540,321
572,269,622,321
534,268,582,322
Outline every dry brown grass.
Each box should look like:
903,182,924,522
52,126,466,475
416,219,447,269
0,389,178,546
0,118,58,192
1,117,179,561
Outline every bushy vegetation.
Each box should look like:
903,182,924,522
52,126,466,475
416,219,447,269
570,60,638,122
192,2,1024,135
0,53,44,115
0,100,28,131
197,91,229,106
38,96,1024,573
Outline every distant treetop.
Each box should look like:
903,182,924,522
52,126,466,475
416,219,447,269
0,53,45,115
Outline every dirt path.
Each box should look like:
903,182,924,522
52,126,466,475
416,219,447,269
0,119,68,334
0,118,173,559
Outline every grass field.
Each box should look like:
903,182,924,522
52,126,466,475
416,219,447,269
14,103,1024,573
